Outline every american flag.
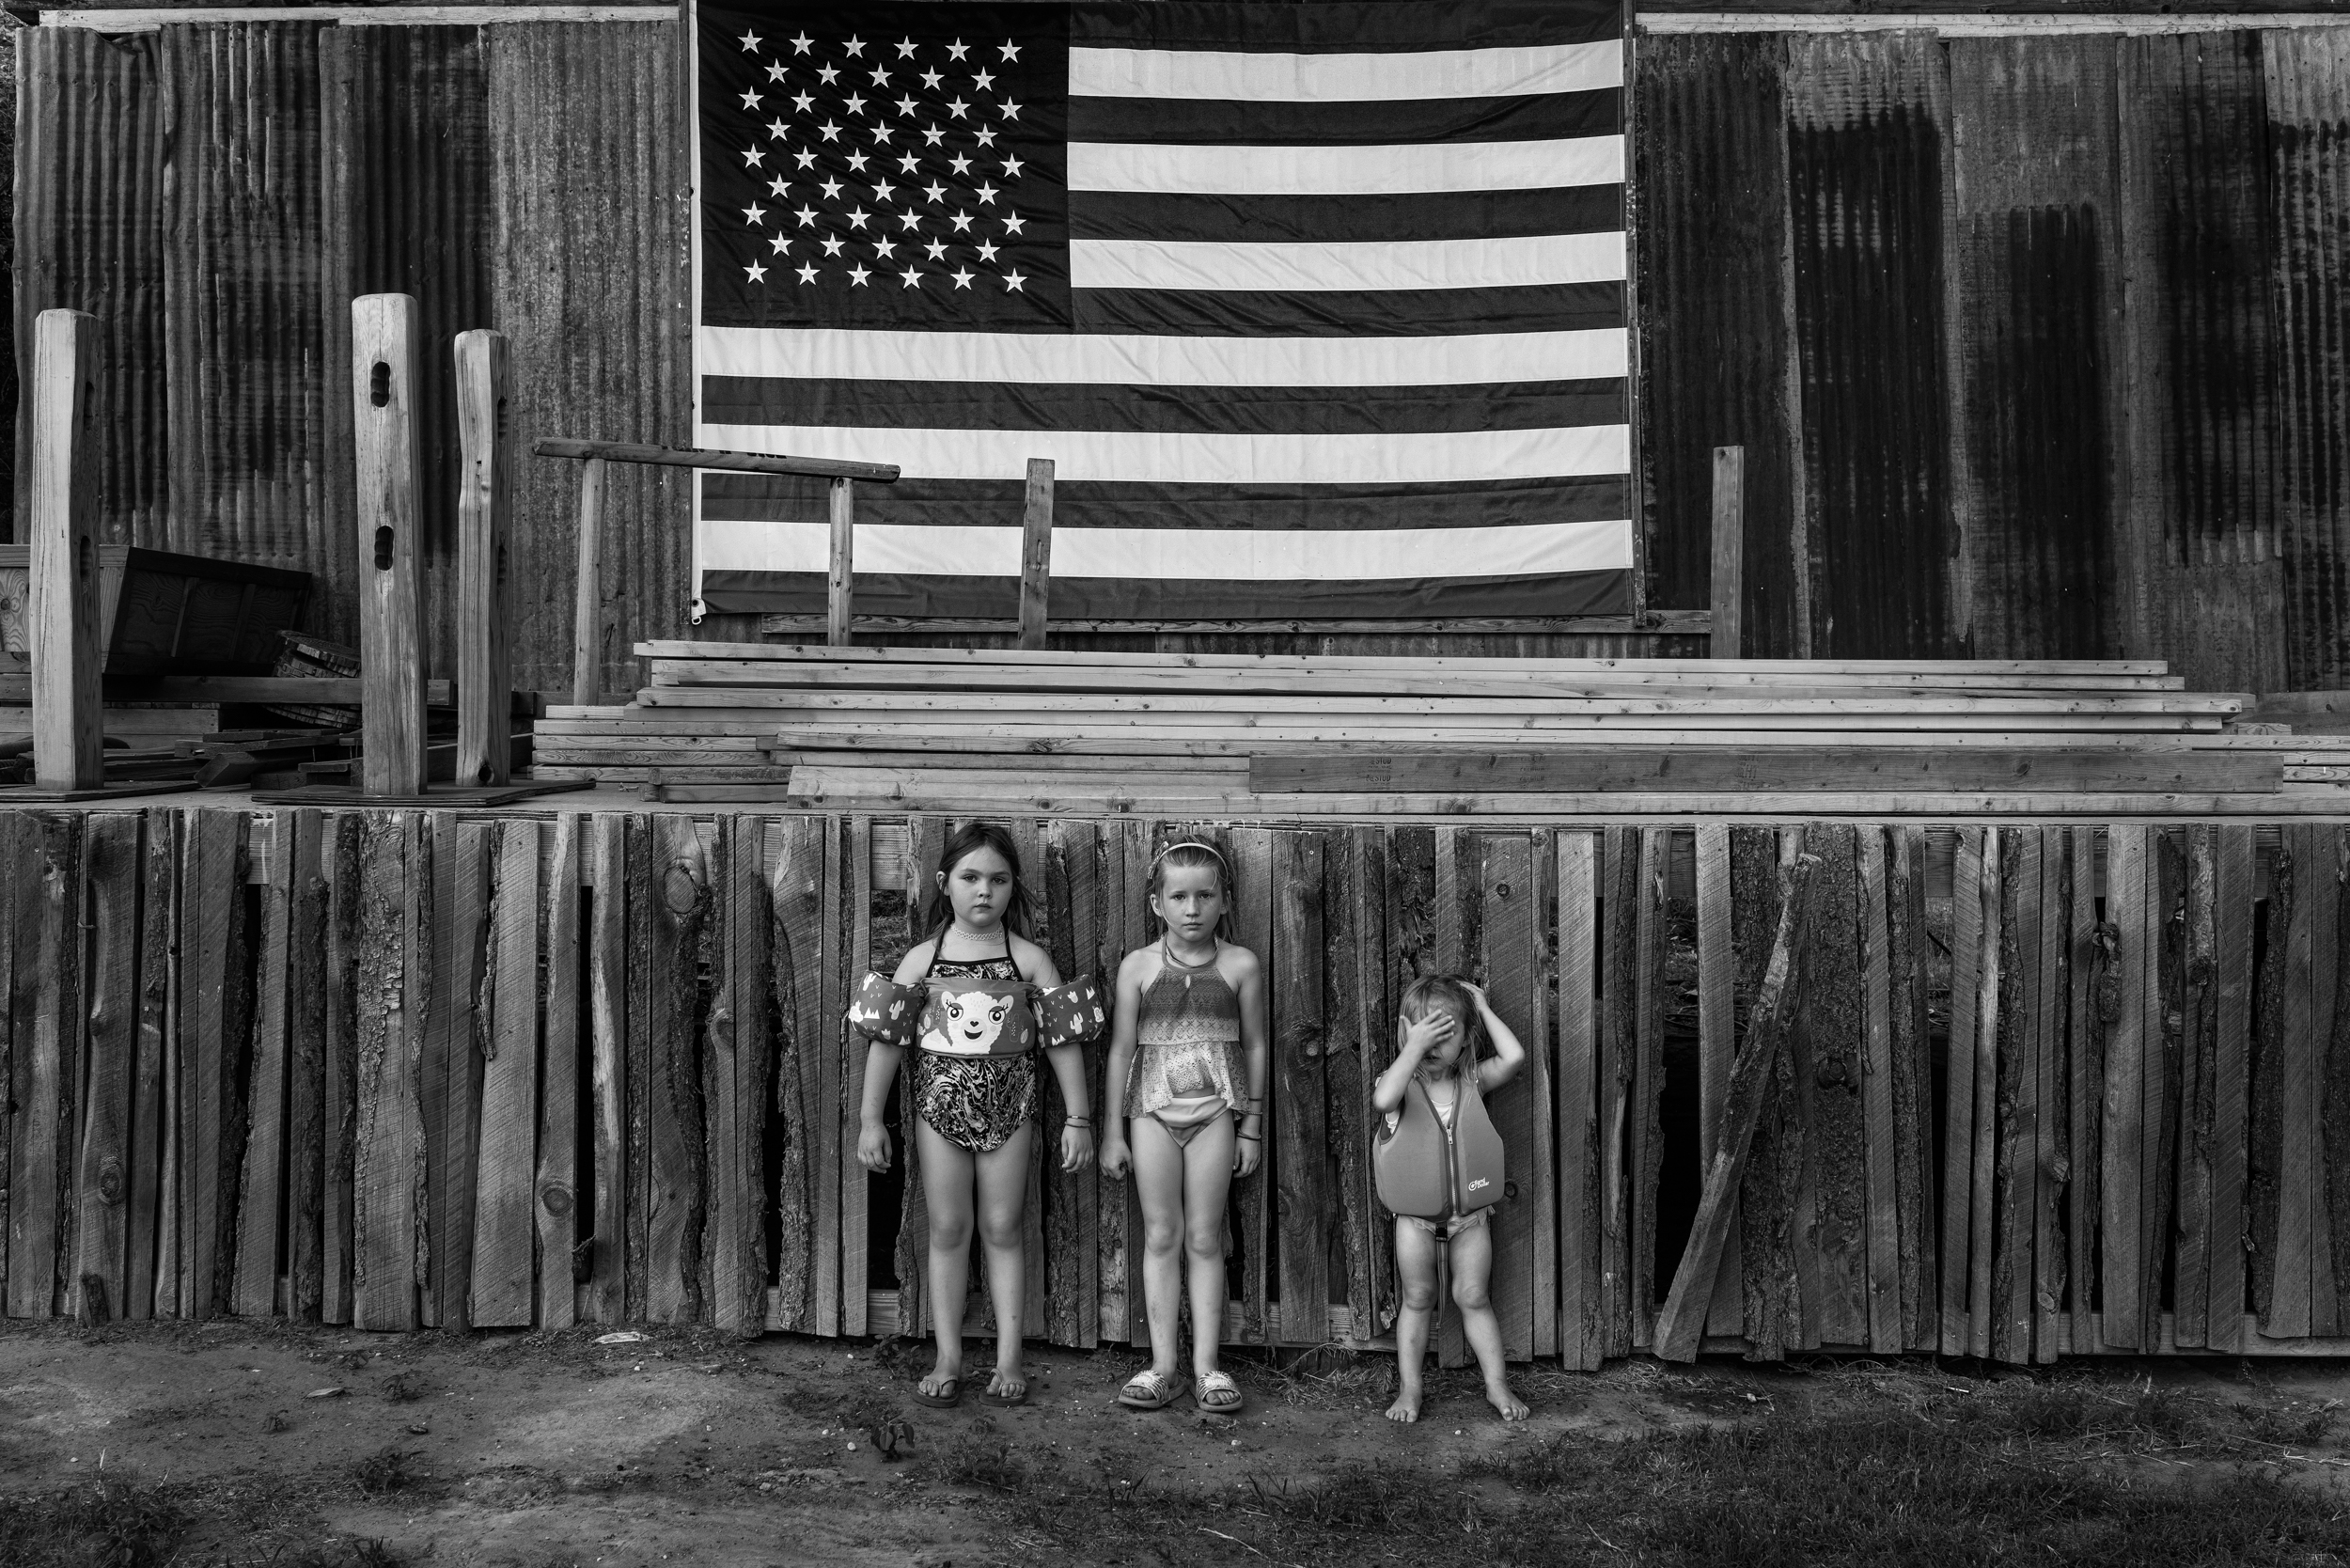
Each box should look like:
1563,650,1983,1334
694,0,1629,621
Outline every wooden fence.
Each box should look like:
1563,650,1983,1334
7,805,2347,1363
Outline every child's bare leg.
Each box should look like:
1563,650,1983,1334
974,1125,1034,1399
916,1122,975,1398
1386,1219,1439,1423
1449,1220,1528,1420
1182,1117,1237,1378
1130,1116,1189,1383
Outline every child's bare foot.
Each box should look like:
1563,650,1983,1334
1386,1388,1422,1423
1485,1381,1529,1421
917,1356,963,1403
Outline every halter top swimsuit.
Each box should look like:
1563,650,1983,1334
1128,943,1245,1146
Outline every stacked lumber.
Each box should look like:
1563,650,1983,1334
518,642,2350,814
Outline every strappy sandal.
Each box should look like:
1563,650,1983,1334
980,1372,1028,1408
911,1375,962,1409
1194,1370,1246,1415
1118,1370,1180,1410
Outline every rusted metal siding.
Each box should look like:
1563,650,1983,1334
489,20,691,698
1635,34,1804,658
14,25,166,546
158,23,329,588
2115,33,2284,695
321,24,493,667
2266,28,2350,693
1784,33,1952,659
1946,37,2123,661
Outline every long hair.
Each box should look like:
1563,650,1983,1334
1397,973,1485,1077
919,821,1036,942
1148,839,1234,942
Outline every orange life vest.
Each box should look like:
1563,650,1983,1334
1372,1071,1507,1221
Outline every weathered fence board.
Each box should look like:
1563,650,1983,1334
11,803,2350,1364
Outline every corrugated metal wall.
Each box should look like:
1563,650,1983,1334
1637,23,2350,693
159,24,328,575
489,21,694,699
15,26,164,546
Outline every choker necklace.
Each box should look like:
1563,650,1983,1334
1159,936,1218,980
948,919,1004,949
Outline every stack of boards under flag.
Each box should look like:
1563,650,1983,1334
525,643,2350,815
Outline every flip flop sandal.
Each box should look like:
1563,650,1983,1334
980,1376,1028,1408
1194,1371,1246,1415
1117,1370,1180,1410
911,1376,963,1409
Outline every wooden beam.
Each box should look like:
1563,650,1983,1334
73,812,140,1322
454,329,513,788
1249,750,2281,794
756,613,1715,637
1654,840,1821,1361
572,456,606,708
537,814,582,1330
826,478,854,649
29,309,103,792
351,294,427,796
1711,445,1745,660
532,435,900,483
1018,458,1054,651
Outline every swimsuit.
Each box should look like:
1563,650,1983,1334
1127,942,1246,1148
908,944,1038,1155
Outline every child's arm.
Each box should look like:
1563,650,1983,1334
1372,1011,1456,1116
1043,1042,1094,1173
1098,949,1149,1180
1465,982,1527,1092
1010,932,1062,989
1232,948,1270,1177
855,938,935,1174
854,1040,903,1172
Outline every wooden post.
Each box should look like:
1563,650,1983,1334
1710,445,1745,661
29,307,103,791
572,457,605,708
454,330,512,786
352,294,427,796
1019,457,1054,650
827,477,854,646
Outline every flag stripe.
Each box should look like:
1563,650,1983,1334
695,420,1630,484
1069,232,1623,292
699,566,1631,619
699,516,1633,579
1067,86,1620,148
1067,135,1622,195
1071,2,1623,55
699,473,1633,531
701,374,1624,436
1068,185,1622,243
695,323,1628,385
1072,281,1622,337
1068,39,1621,102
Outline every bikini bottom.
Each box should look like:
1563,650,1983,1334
1146,1108,1234,1148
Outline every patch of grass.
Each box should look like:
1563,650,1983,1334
974,1408,2350,1567
0,1478,189,1568
2236,1400,2339,1449
346,1446,425,1499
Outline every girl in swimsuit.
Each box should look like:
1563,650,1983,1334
1100,841,1268,1416
1372,976,1528,1425
854,823,1095,1409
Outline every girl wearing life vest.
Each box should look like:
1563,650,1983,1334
1100,840,1268,1416
850,823,1104,1410
1371,976,1528,1424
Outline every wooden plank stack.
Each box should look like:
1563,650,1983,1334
519,642,2350,814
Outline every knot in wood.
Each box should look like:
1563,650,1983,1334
663,860,702,916
97,1155,124,1204
540,1184,574,1217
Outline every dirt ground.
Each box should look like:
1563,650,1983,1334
8,1316,2350,1566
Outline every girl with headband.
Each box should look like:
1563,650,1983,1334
1100,839,1268,1416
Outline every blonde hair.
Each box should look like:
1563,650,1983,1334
1148,839,1234,941
1397,974,1484,1078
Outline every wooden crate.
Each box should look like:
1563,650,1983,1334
0,545,310,676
